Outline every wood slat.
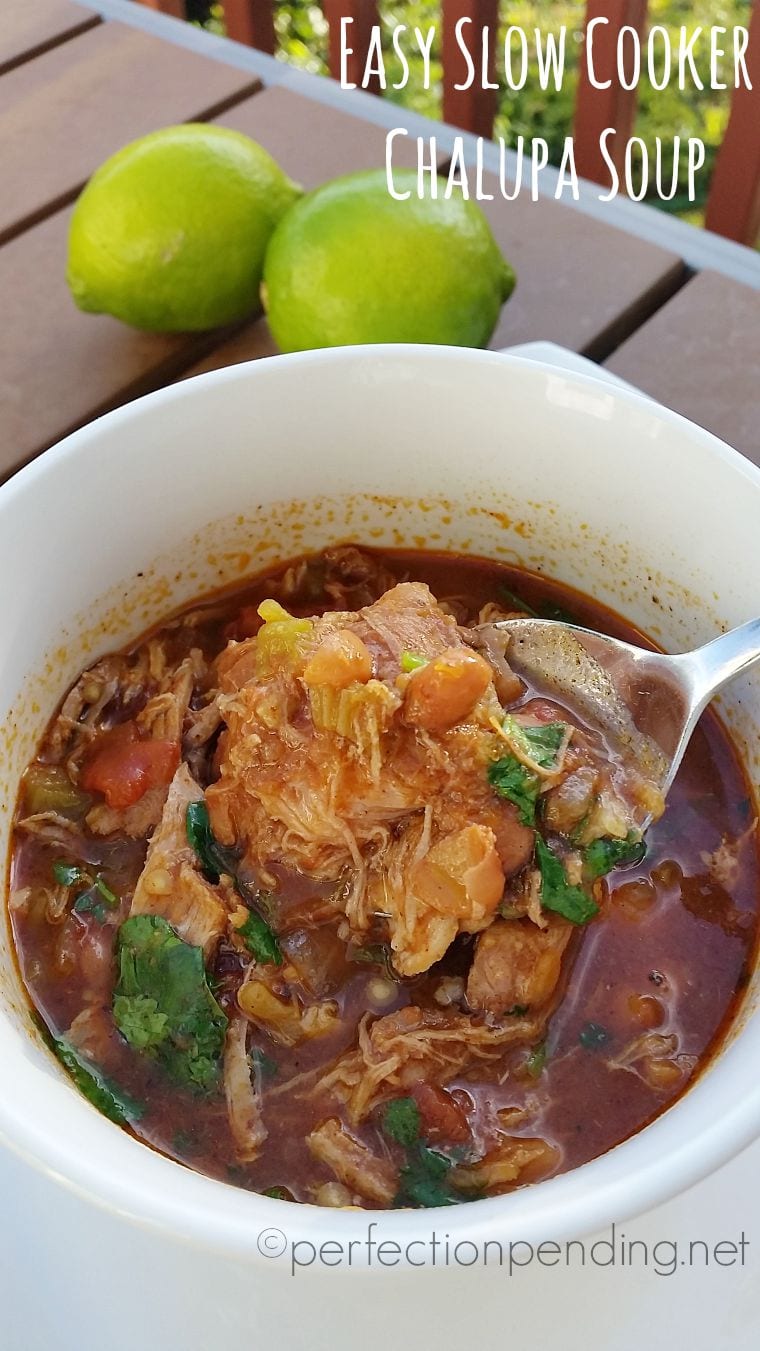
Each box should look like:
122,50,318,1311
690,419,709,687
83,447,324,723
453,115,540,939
0,0,99,77
214,84,422,188
0,82,427,473
705,0,760,245
185,151,684,380
442,0,500,137
0,208,223,482
478,179,684,357
0,21,260,245
605,270,760,466
574,0,648,186
180,321,278,379
223,1,276,54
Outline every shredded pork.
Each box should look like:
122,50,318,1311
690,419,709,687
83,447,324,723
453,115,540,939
129,764,227,957
224,1016,267,1163
206,582,534,975
320,1004,545,1121
307,1117,396,1205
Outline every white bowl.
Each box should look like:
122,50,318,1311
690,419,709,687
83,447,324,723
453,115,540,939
1,346,759,1345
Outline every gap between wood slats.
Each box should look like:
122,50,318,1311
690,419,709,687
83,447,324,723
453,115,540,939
0,13,102,79
0,79,263,249
5,250,690,483
433,151,689,364
0,320,250,490
583,262,692,363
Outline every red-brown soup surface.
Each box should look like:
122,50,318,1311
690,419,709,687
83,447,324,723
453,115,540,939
8,548,759,1208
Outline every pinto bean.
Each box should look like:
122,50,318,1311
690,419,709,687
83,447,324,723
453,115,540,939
303,630,373,689
411,1083,471,1144
403,647,492,731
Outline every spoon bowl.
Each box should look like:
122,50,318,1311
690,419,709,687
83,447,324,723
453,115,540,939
478,615,760,828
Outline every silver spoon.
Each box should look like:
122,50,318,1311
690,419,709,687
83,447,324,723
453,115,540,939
475,616,760,828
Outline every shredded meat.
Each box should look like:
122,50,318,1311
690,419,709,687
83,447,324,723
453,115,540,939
451,1136,560,1193
237,966,340,1047
320,1005,543,1121
129,764,227,957
542,766,599,835
86,785,168,839
137,649,205,744
224,1016,267,1163
46,657,124,763
321,545,399,610
65,1005,117,1069
466,917,574,1015
206,582,533,975
15,812,81,847
363,816,507,975
307,1117,396,1205
468,620,525,705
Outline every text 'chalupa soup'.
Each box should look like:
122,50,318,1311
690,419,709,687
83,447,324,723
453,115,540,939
8,547,759,1208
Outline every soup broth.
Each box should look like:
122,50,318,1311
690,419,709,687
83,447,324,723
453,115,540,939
9,548,759,1208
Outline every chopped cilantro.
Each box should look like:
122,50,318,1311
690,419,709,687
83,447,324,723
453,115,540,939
114,914,228,1093
382,1097,462,1208
498,585,540,616
351,942,392,968
583,832,647,879
497,587,580,626
487,755,540,826
396,1145,459,1209
238,910,283,967
539,601,580,625
506,1004,529,1017
94,875,118,906
112,993,169,1051
535,835,598,925
186,802,282,965
502,716,567,770
526,1041,548,1078
72,891,108,922
50,1036,143,1125
53,859,119,920
185,800,235,884
400,651,427,673
579,1022,610,1050
382,1096,421,1147
52,861,87,887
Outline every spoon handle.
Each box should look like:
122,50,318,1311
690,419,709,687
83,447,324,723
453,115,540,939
680,617,760,711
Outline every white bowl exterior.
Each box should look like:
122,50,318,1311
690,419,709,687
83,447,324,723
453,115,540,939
1,346,759,1272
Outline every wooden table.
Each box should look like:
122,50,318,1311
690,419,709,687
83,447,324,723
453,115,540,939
2,0,759,482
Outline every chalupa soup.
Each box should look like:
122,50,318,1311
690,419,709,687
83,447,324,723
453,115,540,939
8,547,759,1208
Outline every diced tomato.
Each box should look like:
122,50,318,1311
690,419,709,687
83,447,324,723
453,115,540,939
80,721,179,810
411,1083,471,1145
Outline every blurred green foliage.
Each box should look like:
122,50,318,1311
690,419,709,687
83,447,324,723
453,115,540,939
197,0,752,219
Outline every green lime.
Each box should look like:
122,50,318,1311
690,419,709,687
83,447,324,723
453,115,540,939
67,124,301,332
261,169,515,351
